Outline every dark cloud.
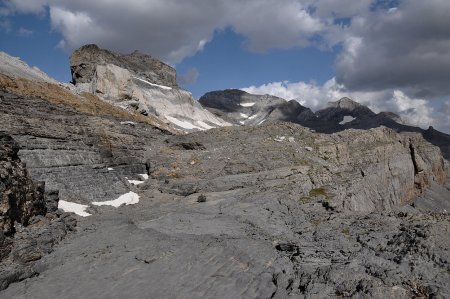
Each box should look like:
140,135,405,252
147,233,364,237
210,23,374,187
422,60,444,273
335,0,450,98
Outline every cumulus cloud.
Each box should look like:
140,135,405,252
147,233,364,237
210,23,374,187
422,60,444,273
312,0,372,18
1,0,328,63
228,0,324,52
335,0,450,98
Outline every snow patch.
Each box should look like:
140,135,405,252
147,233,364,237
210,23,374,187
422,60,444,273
197,121,214,130
92,192,140,207
139,174,149,180
240,102,255,107
339,115,356,125
133,76,172,90
166,116,203,130
248,114,258,120
107,168,114,171
128,180,144,185
274,136,286,142
257,119,266,125
239,121,245,125
240,113,249,118
58,200,91,217
120,121,136,126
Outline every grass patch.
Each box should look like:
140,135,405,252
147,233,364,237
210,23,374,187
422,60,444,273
0,74,175,133
299,187,330,204
309,187,328,198
341,228,350,237
311,218,321,226
299,196,312,204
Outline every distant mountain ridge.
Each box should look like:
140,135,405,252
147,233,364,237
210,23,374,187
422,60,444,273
200,89,450,159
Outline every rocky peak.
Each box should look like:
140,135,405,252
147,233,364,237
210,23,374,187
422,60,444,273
70,44,178,88
199,89,312,125
315,97,376,123
327,97,362,110
69,45,230,132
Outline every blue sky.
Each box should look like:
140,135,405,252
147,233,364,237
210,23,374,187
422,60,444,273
0,12,70,82
177,28,337,98
1,0,450,133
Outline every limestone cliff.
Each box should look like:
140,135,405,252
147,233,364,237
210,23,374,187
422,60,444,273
70,45,230,132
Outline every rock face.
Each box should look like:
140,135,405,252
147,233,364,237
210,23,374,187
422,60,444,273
71,44,177,88
0,88,161,203
0,134,75,289
155,123,446,212
0,134,46,249
70,45,230,132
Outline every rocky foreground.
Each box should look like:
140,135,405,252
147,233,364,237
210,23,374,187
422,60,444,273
0,47,449,298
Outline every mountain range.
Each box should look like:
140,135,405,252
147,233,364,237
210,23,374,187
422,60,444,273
0,45,449,298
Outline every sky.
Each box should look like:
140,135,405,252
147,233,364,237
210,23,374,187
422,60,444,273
1,0,450,133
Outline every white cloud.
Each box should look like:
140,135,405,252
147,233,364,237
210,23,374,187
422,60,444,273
3,0,327,63
229,0,324,51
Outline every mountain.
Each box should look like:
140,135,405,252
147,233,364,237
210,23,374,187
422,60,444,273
0,49,449,298
199,89,316,126
70,44,230,132
200,89,450,160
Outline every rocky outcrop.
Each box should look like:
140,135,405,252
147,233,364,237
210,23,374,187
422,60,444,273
151,123,445,213
0,134,46,253
70,45,230,132
0,134,75,290
71,44,177,88
0,52,57,84
0,88,162,204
